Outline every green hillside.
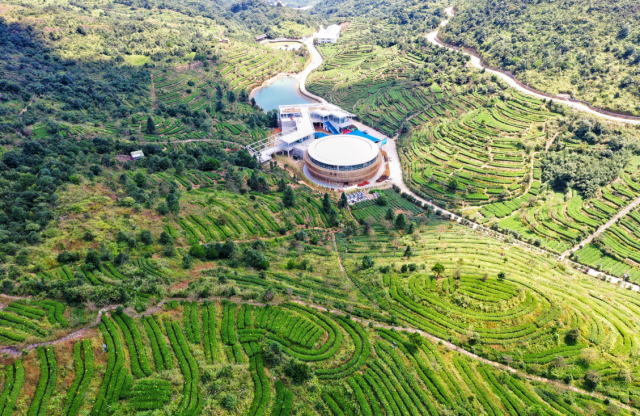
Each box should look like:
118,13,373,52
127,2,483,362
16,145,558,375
441,0,640,116
0,0,639,415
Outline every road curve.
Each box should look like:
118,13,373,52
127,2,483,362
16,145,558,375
298,37,327,103
427,8,640,125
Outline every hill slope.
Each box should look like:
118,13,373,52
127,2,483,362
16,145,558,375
441,0,640,116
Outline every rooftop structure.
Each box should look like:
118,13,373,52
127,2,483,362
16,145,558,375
307,134,378,168
305,135,382,185
315,24,341,44
131,150,145,160
255,34,268,42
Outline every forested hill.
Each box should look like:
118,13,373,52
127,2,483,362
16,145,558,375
117,0,322,39
441,0,640,116
311,0,445,29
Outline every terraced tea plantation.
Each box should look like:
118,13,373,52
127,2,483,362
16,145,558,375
0,296,632,416
402,91,553,206
307,20,473,137
0,300,69,344
336,220,640,405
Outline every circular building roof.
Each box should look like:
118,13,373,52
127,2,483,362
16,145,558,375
307,134,379,167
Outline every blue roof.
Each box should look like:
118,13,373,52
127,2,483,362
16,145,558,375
348,130,381,143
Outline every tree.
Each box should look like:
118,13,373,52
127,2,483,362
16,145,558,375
584,370,601,389
182,254,194,269
376,195,388,206
431,262,445,278
85,250,101,271
407,222,416,234
245,249,269,270
157,202,169,215
133,172,147,188
277,178,286,192
328,207,340,227
189,244,206,259
385,208,395,222
221,394,238,410
409,332,423,347
264,341,284,367
497,271,506,281
283,186,296,208
139,230,153,245
338,192,348,209
343,219,359,237
226,90,236,103
395,213,407,229
114,252,128,266
362,255,374,269
215,100,225,112
166,193,180,214
447,177,459,190
201,157,221,171
159,231,172,245
403,245,412,257
219,239,238,258
322,193,332,213
145,116,156,134
566,328,580,344
175,160,185,175
248,170,270,193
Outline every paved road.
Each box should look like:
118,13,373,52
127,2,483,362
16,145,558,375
427,8,640,125
298,37,327,103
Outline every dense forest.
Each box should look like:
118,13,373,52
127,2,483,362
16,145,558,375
441,0,640,115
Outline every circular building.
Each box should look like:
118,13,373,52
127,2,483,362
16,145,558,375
305,134,382,185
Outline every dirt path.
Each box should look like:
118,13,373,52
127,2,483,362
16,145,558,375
331,232,379,308
427,8,640,125
150,73,157,109
560,194,640,260
545,132,558,153
19,97,35,115
154,137,240,146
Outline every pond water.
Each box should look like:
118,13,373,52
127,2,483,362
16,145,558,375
252,77,315,112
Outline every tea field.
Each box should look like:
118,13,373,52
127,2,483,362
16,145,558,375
0,296,633,416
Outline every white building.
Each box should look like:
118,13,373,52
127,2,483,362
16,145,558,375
131,150,145,160
246,103,355,161
315,24,341,44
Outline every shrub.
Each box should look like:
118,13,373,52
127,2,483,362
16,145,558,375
221,394,238,410
139,230,153,245
57,251,80,264
189,245,206,259
362,256,374,270
284,358,313,384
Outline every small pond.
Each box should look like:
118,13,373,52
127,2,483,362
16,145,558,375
252,77,315,112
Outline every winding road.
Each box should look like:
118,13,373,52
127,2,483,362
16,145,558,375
427,8,640,125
